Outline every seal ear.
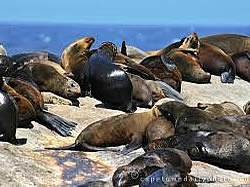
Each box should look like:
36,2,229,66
121,41,127,56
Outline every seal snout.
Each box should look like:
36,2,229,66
65,79,81,98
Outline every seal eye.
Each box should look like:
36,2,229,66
70,82,76,88
189,147,199,156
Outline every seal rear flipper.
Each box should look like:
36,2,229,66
45,142,120,152
36,110,78,137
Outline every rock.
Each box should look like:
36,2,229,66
0,75,249,186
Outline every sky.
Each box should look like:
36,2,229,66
0,0,249,26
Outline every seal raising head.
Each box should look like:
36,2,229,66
98,41,118,59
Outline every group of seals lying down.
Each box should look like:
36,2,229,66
1,33,250,186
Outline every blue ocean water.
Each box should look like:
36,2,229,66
0,23,250,56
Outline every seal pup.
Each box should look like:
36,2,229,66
0,77,26,145
112,148,192,187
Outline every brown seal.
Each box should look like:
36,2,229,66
0,77,26,145
61,36,95,73
12,61,81,101
127,73,154,108
198,42,236,83
140,54,182,92
197,101,244,115
231,51,250,82
5,77,77,136
112,148,192,187
46,99,174,154
146,33,211,84
200,34,250,55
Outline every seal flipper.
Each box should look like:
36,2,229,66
45,142,120,152
35,110,77,137
121,41,127,56
120,133,143,154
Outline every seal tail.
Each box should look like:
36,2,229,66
45,142,120,152
36,110,77,137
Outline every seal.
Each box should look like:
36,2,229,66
198,42,236,83
0,77,26,145
231,51,250,82
167,48,211,83
12,61,81,101
159,101,250,139
140,54,182,92
46,99,175,153
112,148,192,187
197,101,244,115
61,36,95,95
6,77,77,136
145,131,250,174
11,51,61,64
127,73,154,108
200,34,250,55
87,42,135,112
2,81,36,128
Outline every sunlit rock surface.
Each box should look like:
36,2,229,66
1,75,250,186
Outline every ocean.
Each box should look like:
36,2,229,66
0,23,250,56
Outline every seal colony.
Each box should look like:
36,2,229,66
1,32,250,186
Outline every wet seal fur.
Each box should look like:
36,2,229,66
112,148,192,187
145,131,250,174
87,42,135,112
0,77,26,145
5,78,77,136
46,99,175,154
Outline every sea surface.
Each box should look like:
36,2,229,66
0,23,250,56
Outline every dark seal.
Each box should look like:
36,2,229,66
112,148,192,187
